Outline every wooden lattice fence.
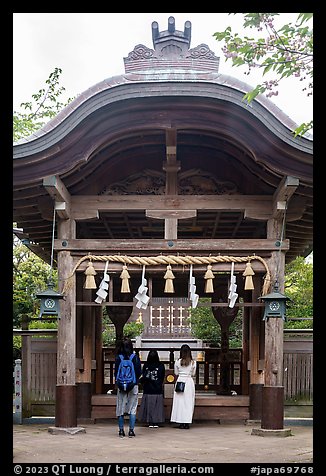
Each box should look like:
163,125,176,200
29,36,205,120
283,335,313,401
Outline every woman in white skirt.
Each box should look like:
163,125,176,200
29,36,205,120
170,344,197,429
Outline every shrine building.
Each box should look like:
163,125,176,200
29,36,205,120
13,16,313,431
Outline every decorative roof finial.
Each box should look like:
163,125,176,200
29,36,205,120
124,16,219,73
151,16,191,50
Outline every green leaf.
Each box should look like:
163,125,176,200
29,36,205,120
296,13,313,26
293,121,313,137
243,85,265,103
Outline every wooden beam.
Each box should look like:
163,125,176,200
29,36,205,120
163,128,179,195
272,176,299,219
54,201,69,219
43,175,71,202
43,175,71,219
70,195,273,220
146,209,197,241
146,210,197,220
165,128,177,158
54,237,289,252
165,218,177,240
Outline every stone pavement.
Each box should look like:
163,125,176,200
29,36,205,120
13,418,313,464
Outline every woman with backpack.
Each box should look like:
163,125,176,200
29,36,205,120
138,349,166,428
170,344,197,429
115,337,141,438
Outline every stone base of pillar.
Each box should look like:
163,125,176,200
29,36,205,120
249,383,263,420
251,428,292,437
48,426,86,435
55,384,77,428
261,385,284,430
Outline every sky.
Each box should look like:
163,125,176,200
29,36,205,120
13,13,313,131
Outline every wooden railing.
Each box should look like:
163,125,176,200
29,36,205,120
102,347,243,394
13,328,313,417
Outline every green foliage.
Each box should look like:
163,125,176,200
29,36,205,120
189,305,221,346
102,325,116,347
284,255,313,324
13,335,22,355
284,319,312,330
28,319,58,330
13,240,58,354
189,298,242,347
213,13,313,136
123,321,145,340
13,242,57,326
13,67,74,142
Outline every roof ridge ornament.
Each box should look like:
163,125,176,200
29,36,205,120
124,16,219,73
152,16,192,50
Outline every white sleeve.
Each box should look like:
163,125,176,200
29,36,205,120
191,360,197,376
174,359,179,375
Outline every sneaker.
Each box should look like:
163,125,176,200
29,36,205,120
128,429,136,437
153,425,159,428
149,425,154,428
118,429,125,438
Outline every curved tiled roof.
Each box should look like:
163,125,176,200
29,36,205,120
14,70,312,150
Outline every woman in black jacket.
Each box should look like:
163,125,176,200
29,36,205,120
138,349,165,428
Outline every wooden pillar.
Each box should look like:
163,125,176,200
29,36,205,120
169,349,174,369
94,306,103,394
76,288,93,421
55,218,77,428
261,218,286,430
212,285,238,395
248,275,264,420
21,315,32,418
241,305,250,395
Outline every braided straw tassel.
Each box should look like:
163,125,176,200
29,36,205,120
204,264,215,293
120,264,131,293
84,261,97,289
164,264,175,293
243,261,255,290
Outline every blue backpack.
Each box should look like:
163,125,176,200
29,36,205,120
116,353,136,392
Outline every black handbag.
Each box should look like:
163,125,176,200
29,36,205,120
175,381,185,392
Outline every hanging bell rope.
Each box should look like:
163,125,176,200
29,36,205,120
204,264,215,293
84,260,97,289
243,261,255,290
164,264,175,293
120,264,131,293
63,253,271,296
